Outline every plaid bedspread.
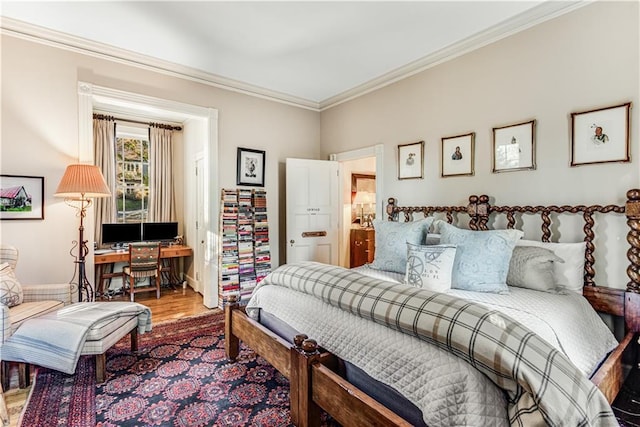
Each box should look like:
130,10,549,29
0,302,152,375
260,262,617,427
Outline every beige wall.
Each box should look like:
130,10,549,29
320,1,639,289
0,34,320,285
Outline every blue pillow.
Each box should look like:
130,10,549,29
370,217,434,274
436,220,523,293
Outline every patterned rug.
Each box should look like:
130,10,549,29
21,311,307,427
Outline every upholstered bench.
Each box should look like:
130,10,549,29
79,312,139,383
1,302,151,386
16,309,140,385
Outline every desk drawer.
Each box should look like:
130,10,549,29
161,248,192,258
95,253,127,263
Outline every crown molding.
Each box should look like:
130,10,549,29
0,17,321,112
319,1,590,111
1,1,589,113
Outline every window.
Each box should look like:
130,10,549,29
115,125,149,223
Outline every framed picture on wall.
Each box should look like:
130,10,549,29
570,102,631,166
236,147,265,187
397,140,424,180
441,132,474,177
0,174,44,220
492,120,536,173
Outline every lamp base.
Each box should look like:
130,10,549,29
69,258,94,302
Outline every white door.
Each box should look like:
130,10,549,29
286,158,340,265
194,157,205,293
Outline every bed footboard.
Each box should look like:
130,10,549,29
224,298,292,377
224,300,415,426
591,331,637,403
291,339,412,427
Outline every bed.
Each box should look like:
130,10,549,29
225,190,640,427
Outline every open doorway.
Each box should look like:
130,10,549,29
331,144,384,268
343,163,376,268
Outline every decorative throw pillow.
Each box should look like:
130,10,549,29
405,243,456,292
370,217,434,274
507,246,565,293
0,262,23,307
515,240,586,293
436,220,523,294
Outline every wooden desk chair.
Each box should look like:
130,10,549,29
122,242,162,301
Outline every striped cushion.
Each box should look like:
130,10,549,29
123,266,159,279
21,283,73,304
85,314,134,341
82,316,138,355
9,300,64,332
0,244,19,270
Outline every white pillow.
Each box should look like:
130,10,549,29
0,262,23,307
405,243,456,292
515,239,586,293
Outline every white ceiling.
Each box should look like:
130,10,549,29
1,1,585,110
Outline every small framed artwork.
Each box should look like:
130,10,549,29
398,140,424,180
0,174,45,220
236,147,265,187
570,102,631,166
492,120,536,173
441,132,475,177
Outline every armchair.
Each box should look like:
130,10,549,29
0,244,74,389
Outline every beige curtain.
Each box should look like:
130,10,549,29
148,125,175,222
93,115,117,246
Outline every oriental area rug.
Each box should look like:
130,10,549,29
17,310,640,426
19,311,334,427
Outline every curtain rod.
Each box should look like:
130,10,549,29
93,113,182,131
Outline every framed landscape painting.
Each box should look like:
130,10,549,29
0,175,44,220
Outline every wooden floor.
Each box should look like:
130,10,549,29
3,286,215,427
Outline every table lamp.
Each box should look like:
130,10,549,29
353,191,375,228
55,164,111,302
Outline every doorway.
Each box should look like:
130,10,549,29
330,144,384,268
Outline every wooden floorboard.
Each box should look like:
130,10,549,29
3,286,212,427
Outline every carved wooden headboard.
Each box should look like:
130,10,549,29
386,189,640,331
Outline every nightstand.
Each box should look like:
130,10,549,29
350,228,375,268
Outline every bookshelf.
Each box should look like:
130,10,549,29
219,188,271,306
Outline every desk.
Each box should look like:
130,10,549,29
94,245,193,297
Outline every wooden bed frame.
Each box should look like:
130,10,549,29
225,190,640,427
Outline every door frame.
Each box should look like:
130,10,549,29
329,144,384,268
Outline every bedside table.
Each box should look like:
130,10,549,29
350,228,375,268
